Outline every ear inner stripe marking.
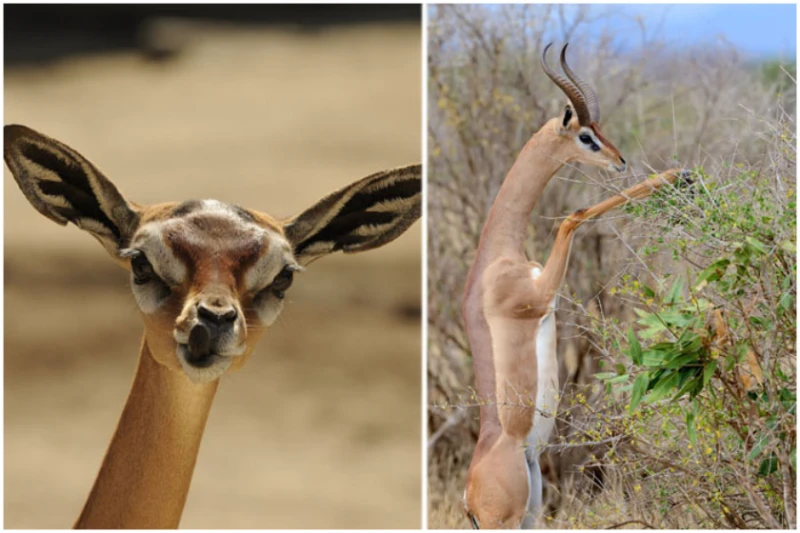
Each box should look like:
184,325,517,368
343,180,419,217
285,165,421,247
21,142,89,192
22,142,121,239
295,211,398,254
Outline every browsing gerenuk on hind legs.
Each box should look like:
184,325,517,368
461,43,692,529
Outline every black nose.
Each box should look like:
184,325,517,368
197,304,238,327
677,168,695,188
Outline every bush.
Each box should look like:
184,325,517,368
583,106,796,528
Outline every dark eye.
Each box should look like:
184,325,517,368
269,266,295,300
579,134,601,152
131,251,156,285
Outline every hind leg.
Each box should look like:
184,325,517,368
521,451,542,529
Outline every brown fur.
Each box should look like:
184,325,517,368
75,341,218,528
462,111,686,527
462,113,627,528
166,214,265,290
4,124,421,529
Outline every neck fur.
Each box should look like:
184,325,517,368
461,120,566,439
477,120,566,259
75,337,218,529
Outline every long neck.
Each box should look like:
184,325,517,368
476,122,565,261
75,337,218,529
463,122,565,449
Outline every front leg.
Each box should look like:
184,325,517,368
532,168,691,305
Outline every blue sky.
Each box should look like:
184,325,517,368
598,4,795,59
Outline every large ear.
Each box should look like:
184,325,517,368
4,124,140,255
558,104,575,134
283,164,421,265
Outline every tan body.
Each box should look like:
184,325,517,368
4,124,421,528
462,43,690,529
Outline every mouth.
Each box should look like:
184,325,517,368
173,321,247,383
177,343,230,368
175,344,238,383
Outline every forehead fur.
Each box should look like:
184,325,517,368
138,200,283,231
131,200,292,287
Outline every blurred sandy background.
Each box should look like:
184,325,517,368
4,7,421,529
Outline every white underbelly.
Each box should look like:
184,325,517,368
526,304,559,454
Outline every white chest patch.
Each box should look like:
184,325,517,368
527,310,559,454
530,266,556,316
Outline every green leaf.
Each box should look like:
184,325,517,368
635,310,697,339
646,369,665,389
665,352,700,370
696,259,730,286
643,350,667,368
649,342,679,353
766,415,780,431
679,332,703,354
758,455,779,476
686,410,697,446
634,310,668,339
656,311,695,328
630,373,649,412
672,371,701,401
688,378,704,400
748,434,770,461
693,298,713,312
665,278,684,304
628,328,643,365
594,372,617,381
644,372,680,403
778,292,794,312
745,236,768,255
703,361,718,387
779,388,797,414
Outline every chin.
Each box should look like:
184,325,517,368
176,344,234,383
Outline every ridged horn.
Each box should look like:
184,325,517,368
541,42,591,126
560,43,600,123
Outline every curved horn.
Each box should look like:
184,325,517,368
559,43,601,123
540,42,591,126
